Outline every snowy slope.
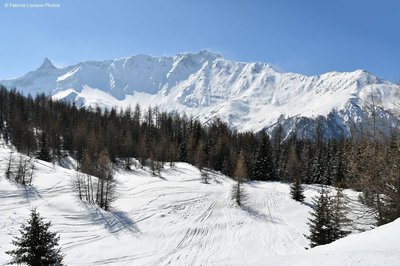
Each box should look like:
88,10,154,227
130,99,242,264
0,145,383,266
1,51,399,135
265,218,400,266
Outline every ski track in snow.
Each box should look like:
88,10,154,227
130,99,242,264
0,145,377,265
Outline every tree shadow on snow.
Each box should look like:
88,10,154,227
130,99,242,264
158,174,167,180
22,185,42,201
241,205,282,224
82,203,141,235
301,201,313,209
8,180,42,202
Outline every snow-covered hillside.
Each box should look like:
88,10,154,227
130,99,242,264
0,145,389,266
1,51,399,136
266,219,400,266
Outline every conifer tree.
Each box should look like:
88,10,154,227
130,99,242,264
288,147,305,202
310,154,324,184
323,140,336,185
272,124,284,178
330,187,350,240
178,142,188,162
334,140,348,188
6,208,64,265
122,130,134,170
37,132,51,162
308,186,351,247
251,131,275,181
300,142,313,184
290,175,305,202
307,187,333,247
310,120,325,184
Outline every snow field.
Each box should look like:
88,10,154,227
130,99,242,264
0,145,391,266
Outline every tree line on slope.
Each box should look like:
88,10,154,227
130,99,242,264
0,85,399,225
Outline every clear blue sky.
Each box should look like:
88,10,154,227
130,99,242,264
1,0,399,81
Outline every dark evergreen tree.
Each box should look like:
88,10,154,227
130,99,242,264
6,209,64,265
307,187,333,247
287,147,305,202
290,175,305,202
272,124,285,178
300,141,313,184
122,130,134,169
331,187,351,240
323,140,336,185
334,146,348,187
251,131,275,181
308,186,351,247
310,153,324,184
37,132,51,162
178,142,188,162
310,119,326,184
326,135,346,187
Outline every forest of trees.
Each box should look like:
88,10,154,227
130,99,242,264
0,85,399,225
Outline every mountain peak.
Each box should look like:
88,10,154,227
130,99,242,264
37,57,56,70
198,49,222,58
176,50,222,61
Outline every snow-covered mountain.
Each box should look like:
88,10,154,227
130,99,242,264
1,51,399,136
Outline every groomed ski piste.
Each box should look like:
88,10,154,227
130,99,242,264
0,143,398,266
